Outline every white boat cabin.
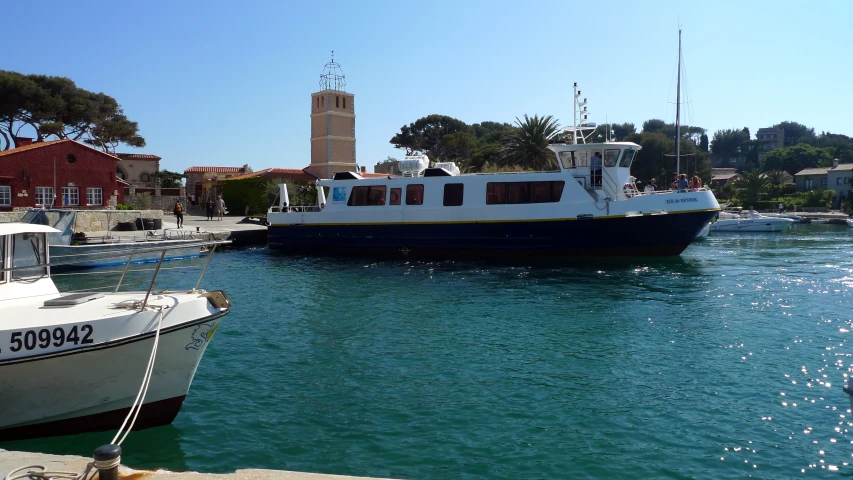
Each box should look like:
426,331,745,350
0,224,60,302
272,142,643,215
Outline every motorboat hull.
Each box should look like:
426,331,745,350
50,241,202,269
269,210,718,258
0,313,225,441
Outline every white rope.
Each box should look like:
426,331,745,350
111,306,165,446
3,462,94,480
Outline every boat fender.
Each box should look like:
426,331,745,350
623,183,636,198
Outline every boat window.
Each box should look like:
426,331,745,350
347,186,386,206
12,233,47,280
487,181,564,204
405,184,424,205
604,149,621,167
575,150,589,167
619,149,636,168
559,151,575,169
486,182,507,205
443,183,464,206
507,182,530,204
389,188,401,205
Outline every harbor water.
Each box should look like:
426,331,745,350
5,223,853,479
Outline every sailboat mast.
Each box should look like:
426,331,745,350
675,29,682,176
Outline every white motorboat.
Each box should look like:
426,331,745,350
0,223,231,441
708,210,794,233
847,218,853,227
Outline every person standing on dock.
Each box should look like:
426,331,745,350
206,198,215,221
174,201,184,228
216,195,226,220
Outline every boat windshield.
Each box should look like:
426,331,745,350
604,149,621,167
619,149,636,168
12,233,47,280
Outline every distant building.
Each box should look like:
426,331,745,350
794,159,852,208
0,138,123,210
710,168,739,186
756,127,785,162
304,54,357,180
116,152,161,187
184,165,252,200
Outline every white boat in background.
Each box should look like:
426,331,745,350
709,210,794,233
0,223,231,441
762,212,804,223
847,218,853,227
19,209,209,269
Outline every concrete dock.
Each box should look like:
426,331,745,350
0,449,392,480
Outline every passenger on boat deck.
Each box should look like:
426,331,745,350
644,178,657,193
676,174,689,192
671,173,678,190
591,152,602,186
690,175,701,190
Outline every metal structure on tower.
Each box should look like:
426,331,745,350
319,51,346,92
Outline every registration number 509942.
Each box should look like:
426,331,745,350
6,325,94,353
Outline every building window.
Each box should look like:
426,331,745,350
389,187,401,205
486,181,565,204
66,154,76,164
321,96,324,107
316,97,320,108
116,167,126,180
35,187,54,206
140,172,150,183
87,188,103,206
61,187,79,206
0,236,4,282
805,179,813,190
846,177,851,184
343,97,347,109
405,184,424,205
443,183,464,206
821,178,827,186
347,186,386,206
838,178,843,185
0,186,10,206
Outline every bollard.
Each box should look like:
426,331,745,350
93,444,122,480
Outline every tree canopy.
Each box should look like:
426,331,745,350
0,70,145,151
499,114,560,171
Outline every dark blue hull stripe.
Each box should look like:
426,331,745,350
268,211,717,257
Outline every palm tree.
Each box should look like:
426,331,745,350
763,169,786,198
734,170,769,208
500,114,560,171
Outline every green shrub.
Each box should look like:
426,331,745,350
115,204,135,210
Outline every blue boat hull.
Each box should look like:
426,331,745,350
268,210,717,258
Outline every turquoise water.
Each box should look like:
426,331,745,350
6,223,853,479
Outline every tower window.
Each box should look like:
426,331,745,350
321,96,324,107
336,96,340,108
316,97,319,108
343,97,347,109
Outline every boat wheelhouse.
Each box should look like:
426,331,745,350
267,85,720,258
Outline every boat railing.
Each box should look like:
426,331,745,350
269,205,322,213
2,239,232,311
601,168,620,199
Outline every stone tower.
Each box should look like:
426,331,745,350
305,52,356,179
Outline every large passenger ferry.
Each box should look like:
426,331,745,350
267,87,720,258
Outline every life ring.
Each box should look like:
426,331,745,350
623,183,636,198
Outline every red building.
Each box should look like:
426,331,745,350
0,139,124,211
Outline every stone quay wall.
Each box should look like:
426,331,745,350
0,209,164,232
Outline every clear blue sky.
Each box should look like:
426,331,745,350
5,0,851,174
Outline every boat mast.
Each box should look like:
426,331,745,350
675,29,682,176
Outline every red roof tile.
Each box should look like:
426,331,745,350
184,166,245,174
222,168,317,182
117,153,161,161
0,139,120,160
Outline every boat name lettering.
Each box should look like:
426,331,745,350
666,197,698,204
6,325,94,353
